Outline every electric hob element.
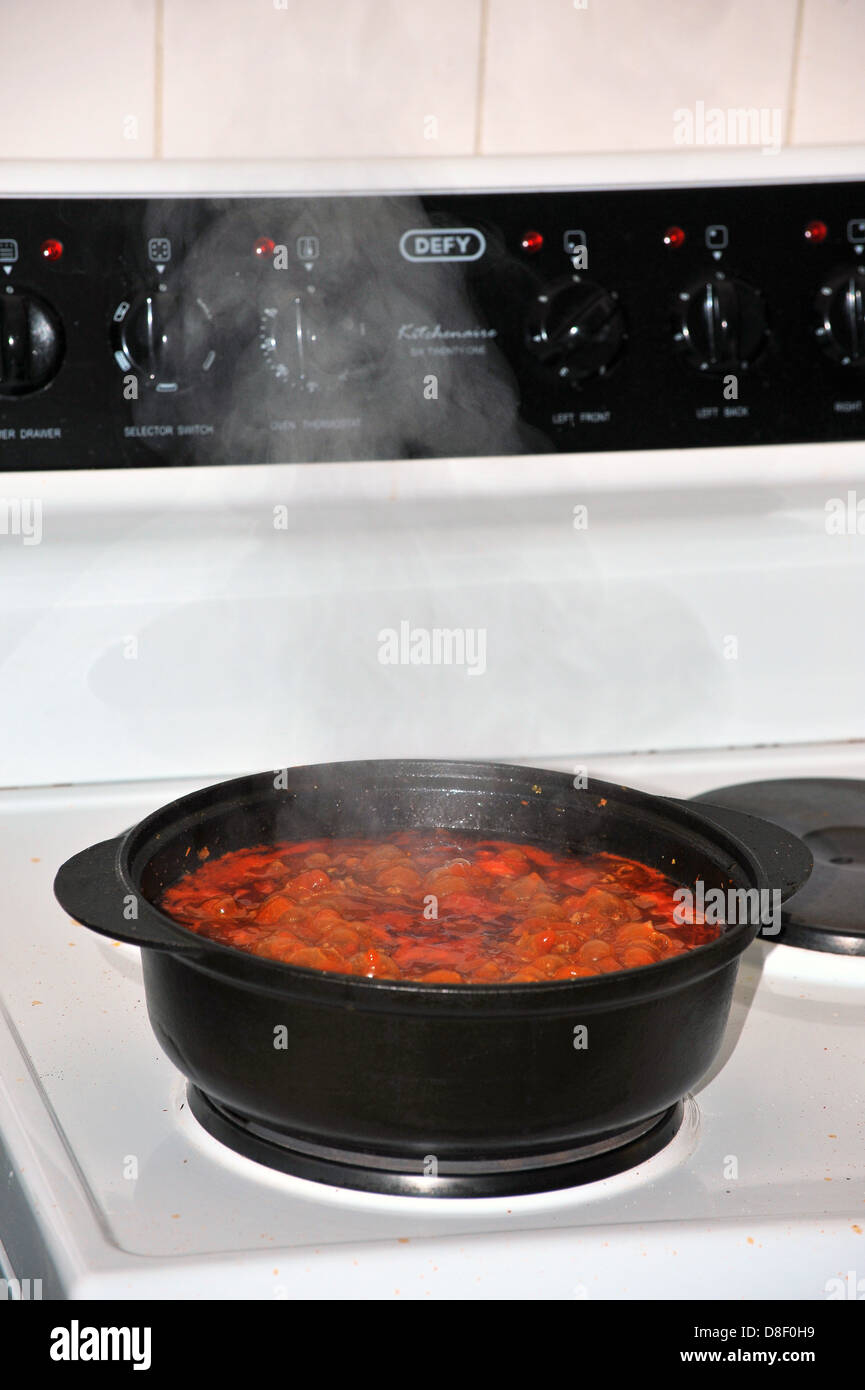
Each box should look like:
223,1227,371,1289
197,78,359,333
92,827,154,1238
187,1089,685,1198
694,778,865,956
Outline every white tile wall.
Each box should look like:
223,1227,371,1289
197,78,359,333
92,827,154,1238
0,0,155,158
790,0,865,146
0,1,860,162
481,0,799,154
162,0,482,158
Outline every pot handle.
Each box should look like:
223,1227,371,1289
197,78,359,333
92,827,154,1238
54,835,202,952
686,799,813,901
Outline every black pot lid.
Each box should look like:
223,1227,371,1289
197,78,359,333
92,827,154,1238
691,778,865,956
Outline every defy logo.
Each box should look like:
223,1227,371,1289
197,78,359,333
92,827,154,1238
399,228,486,263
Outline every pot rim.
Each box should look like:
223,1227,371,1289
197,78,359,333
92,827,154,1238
75,756,808,1012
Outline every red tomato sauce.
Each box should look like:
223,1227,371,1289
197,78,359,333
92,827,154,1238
158,831,721,984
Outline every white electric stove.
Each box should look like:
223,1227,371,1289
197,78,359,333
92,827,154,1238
2,152,865,1301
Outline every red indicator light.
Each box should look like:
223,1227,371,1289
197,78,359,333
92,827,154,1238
663,226,686,249
40,238,63,262
254,236,275,258
804,219,828,244
521,230,544,254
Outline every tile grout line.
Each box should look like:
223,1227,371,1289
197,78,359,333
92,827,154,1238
784,0,807,147
474,0,491,157
153,0,165,159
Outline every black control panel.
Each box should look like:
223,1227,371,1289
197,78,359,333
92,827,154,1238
2,183,865,468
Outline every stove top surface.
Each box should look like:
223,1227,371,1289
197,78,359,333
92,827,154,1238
2,742,864,1300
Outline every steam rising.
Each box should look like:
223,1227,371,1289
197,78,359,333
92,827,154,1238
133,196,541,463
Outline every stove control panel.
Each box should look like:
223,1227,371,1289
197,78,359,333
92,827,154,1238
1,183,865,468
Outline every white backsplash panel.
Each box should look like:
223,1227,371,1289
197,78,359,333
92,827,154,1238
2,448,864,788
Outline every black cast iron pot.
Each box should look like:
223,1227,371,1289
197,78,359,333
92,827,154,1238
54,759,811,1197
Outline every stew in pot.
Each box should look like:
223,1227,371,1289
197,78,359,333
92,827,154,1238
159,830,720,983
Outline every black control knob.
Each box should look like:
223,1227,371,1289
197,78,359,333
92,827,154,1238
259,290,380,389
0,289,65,396
674,273,767,372
815,269,865,366
525,276,626,382
114,290,215,390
